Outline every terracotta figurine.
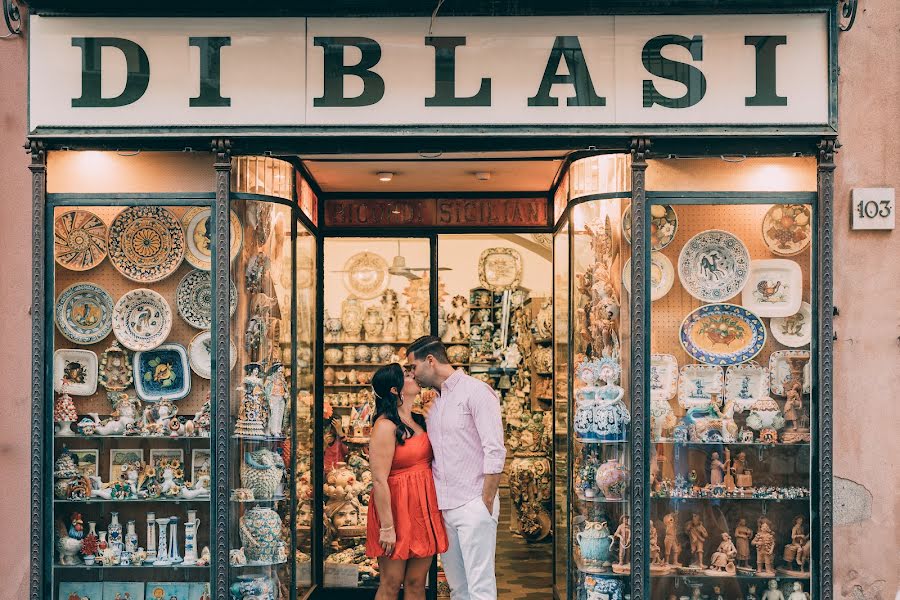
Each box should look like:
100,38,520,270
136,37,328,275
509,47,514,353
709,452,725,486
684,512,709,568
708,532,737,575
782,515,810,573
663,513,682,566
612,515,631,571
734,518,753,568
751,521,777,575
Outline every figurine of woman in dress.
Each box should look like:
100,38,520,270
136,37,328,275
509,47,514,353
734,518,753,568
265,363,288,437
707,532,737,575
709,452,725,486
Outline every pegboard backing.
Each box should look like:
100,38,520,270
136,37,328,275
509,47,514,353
52,204,217,417
649,203,812,398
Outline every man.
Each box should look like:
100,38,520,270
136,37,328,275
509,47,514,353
405,335,506,600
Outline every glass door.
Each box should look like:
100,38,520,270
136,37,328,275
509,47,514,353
646,197,815,600
321,236,432,591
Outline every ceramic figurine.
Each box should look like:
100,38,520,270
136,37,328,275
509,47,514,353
576,520,613,568
397,309,411,341
746,393,785,439
240,448,285,499
80,521,99,565
663,513,681,566
788,582,809,600
235,363,268,437
746,584,759,600
501,342,522,370
611,515,631,573
734,518,754,568
684,392,738,442
649,520,669,573
751,521,777,575
53,387,78,436
707,532,738,575
781,359,811,443
57,514,84,565
265,363,288,437
709,452,725,486
731,450,753,488
684,512,709,568
445,295,469,342
760,579,785,600
240,507,285,564
192,394,211,436
98,340,133,391
780,515,811,574
141,397,179,436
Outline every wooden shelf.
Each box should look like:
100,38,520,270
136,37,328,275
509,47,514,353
324,383,371,388
324,363,384,367
325,340,414,345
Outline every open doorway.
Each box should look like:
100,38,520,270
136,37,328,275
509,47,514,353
304,150,564,599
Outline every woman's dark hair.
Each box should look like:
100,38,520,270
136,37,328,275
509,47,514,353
371,362,426,446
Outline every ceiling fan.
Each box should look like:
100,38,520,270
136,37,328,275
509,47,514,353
388,241,451,281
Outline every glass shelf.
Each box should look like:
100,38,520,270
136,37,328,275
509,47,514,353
54,435,209,441
54,564,209,570
54,497,209,504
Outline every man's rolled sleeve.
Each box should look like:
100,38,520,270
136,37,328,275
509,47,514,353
471,384,507,474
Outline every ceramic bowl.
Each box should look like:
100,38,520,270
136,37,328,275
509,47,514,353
324,348,343,364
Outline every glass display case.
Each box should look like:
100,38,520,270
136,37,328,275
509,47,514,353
553,154,823,600
42,152,317,600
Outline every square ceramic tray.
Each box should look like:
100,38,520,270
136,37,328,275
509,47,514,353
650,354,678,402
134,343,191,402
677,364,725,409
741,259,803,317
725,363,769,411
53,349,98,396
769,350,812,396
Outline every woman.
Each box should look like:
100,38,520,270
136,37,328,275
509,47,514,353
366,363,448,600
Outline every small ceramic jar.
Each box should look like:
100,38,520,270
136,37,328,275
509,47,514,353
355,345,371,363
324,348,343,364
377,344,393,362
324,367,336,385
369,347,380,363
336,370,348,384
342,345,356,364
348,370,358,384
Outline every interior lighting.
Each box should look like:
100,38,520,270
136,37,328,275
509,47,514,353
378,172,394,182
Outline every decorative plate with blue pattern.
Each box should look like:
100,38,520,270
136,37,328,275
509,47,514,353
134,343,190,402
107,206,185,282
55,282,113,345
678,229,750,302
680,303,766,365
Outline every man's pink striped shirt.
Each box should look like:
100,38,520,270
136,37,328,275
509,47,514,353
426,369,507,511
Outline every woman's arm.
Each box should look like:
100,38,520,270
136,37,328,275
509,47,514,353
369,418,397,555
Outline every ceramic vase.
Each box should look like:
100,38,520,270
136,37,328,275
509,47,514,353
324,311,342,342
397,310,411,341
324,367,335,385
342,345,356,364
576,521,613,566
324,348,343,364
355,345,371,362
145,512,156,563
153,517,171,566
340,298,364,340
239,507,283,564
183,510,199,565
125,520,138,553
108,512,122,551
595,458,629,500
168,517,182,563
363,307,383,339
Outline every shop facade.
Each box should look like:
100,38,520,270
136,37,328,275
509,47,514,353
1,1,897,600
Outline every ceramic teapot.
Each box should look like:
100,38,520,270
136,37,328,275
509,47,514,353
576,520,613,566
239,507,284,564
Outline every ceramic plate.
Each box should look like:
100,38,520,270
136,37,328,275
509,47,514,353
188,331,238,379
53,349,99,396
343,251,390,299
623,204,678,251
680,303,766,365
650,353,678,402
479,247,523,292
134,343,191,402
741,259,803,317
769,350,812,395
112,288,172,351
176,269,238,329
677,364,724,409
762,204,812,257
54,209,108,271
622,252,675,301
181,207,243,270
107,206,185,282
725,362,769,411
771,301,812,348
678,230,751,302
55,282,114,345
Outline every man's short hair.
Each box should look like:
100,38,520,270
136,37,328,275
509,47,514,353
407,335,450,364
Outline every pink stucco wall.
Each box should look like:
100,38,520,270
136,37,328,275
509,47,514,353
0,5,898,599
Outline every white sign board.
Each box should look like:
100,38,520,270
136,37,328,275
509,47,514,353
28,15,830,131
851,188,895,230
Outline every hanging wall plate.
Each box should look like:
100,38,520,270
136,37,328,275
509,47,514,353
678,230,751,302
176,269,237,330
112,288,173,351
133,343,191,402
725,362,769,412
623,204,678,251
770,301,813,348
342,251,390,300
54,209,108,271
478,247,523,292
680,303,766,366
188,330,237,379
623,253,675,301
181,207,243,270
55,282,114,345
107,206,185,282
741,259,803,317
650,353,678,402
761,204,812,257
53,349,99,396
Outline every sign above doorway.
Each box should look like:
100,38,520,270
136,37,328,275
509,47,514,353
29,14,831,131
323,197,550,229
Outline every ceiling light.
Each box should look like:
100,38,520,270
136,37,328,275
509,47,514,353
475,171,492,181
378,172,394,182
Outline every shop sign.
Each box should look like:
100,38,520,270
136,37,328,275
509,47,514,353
851,188,895,230
324,197,548,228
29,15,830,131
